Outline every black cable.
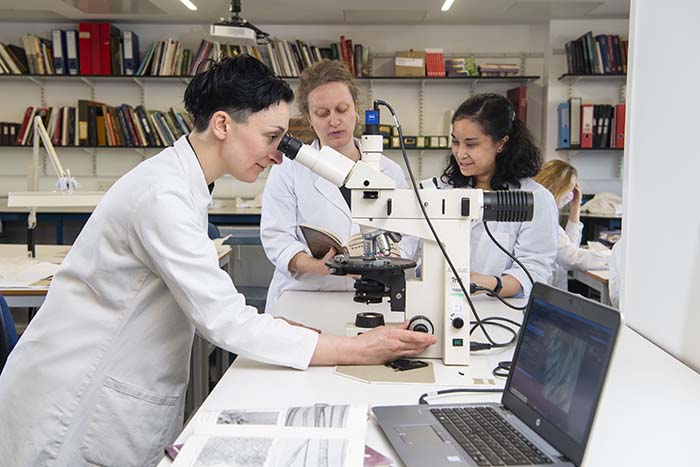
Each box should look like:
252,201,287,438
469,317,519,349
376,100,501,347
483,221,535,286
418,388,504,405
492,361,512,378
472,285,527,310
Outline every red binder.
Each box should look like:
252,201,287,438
615,103,626,149
98,23,112,75
507,86,528,124
581,104,594,148
78,23,92,75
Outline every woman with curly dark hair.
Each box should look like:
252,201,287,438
440,93,558,297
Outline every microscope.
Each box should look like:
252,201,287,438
277,103,533,365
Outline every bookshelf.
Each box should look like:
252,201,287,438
1,20,550,202
556,70,626,180
556,147,623,152
0,73,539,83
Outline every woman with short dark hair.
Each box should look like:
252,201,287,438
0,55,435,467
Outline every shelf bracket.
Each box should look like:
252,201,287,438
418,80,425,136
134,148,148,160
28,77,47,107
620,82,626,104
79,77,96,101
617,152,624,179
81,147,98,176
132,77,145,107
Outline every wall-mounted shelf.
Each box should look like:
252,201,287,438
0,144,452,152
0,145,166,149
558,73,626,85
0,74,540,84
556,147,623,152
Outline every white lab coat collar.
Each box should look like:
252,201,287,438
173,135,212,210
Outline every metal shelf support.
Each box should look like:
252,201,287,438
132,78,145,107
28,77,47,107
79,77,96,101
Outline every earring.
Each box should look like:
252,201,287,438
497,148,502,153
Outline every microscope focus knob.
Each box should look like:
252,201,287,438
452,317,465,329
408,315,435,334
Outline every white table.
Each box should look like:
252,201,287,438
157,292,525,466
159,290,700,467
572,269,610,305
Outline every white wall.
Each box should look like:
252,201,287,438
544,19,630,196
0,21,548,199
622,0,700,372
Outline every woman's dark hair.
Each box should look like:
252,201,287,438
184,55,294,132
440,92,541,190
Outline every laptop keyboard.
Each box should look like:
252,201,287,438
431,407,554,466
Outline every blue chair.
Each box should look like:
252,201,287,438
0,294,19,373
207,222,221,240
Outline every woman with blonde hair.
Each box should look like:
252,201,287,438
261,59,418,312
534,159,610,290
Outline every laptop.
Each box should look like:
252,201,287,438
373,283,621,467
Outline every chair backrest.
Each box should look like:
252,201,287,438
207,222,221,240
0,294,18,373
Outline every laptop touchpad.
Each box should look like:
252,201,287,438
396,425,445,445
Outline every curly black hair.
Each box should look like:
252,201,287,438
441,93,541,190
184,55,294,132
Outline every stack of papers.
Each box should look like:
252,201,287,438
173,404,368,467
0,259,60,288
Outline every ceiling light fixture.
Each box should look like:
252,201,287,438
441,0,455,12
179,0,198,11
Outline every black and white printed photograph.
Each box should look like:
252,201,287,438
216,410,281,426
194,437,272,467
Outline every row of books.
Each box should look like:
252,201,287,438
0,122,22,145
477,63,521,77
0,36,50,75
445,57,478,77
0,27,140,76
565,32,628,75
558,99,626,149
13,102,194,148
424,49,446,78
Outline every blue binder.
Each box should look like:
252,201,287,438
557,102,570,149
122,31,140,75
52,30,67,75
65,30,79,75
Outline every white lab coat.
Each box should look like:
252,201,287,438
439,177,559,296
551,220,610,290
261,139,418,314
0,136,318,467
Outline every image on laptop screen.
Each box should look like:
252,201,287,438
507,297,616,445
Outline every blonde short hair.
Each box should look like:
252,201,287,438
296,59,361,121
534,160,578,206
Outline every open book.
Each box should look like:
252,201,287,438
172,403,368,467
299,224,400,259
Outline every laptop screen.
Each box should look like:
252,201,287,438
507,295,616,449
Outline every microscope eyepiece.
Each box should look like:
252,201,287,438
277,133,303,159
